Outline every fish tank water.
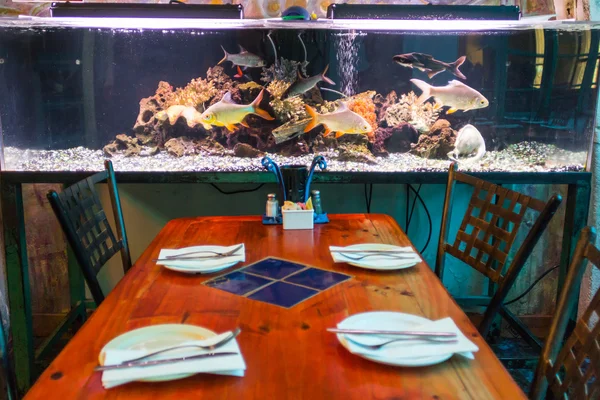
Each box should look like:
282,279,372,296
0,17,598,174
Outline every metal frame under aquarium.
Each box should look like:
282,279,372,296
0,16,597,395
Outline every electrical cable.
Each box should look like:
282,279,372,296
364,183,373,213
210,183,265,195
406,184,422,229
406,184,432,254
503,265,560,306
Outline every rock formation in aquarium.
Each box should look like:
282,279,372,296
410,119,456,159
103,62,395,163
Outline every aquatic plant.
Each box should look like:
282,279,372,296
266,80,292,100
261,57,309,83
166,77,217,108
384,91,440,133
269,95,307,123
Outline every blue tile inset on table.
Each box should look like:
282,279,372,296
284,268,351,291
248,281,318,308
204,271,272,296
243,258,306,280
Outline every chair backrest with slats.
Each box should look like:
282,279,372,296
531,226,600,400
436,162,562,337
47,160,131,305
444,171,548,285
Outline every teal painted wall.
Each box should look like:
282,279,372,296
97,179,564,315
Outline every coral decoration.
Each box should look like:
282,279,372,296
384,91,440,133
166,77,217,108
346,91,377,141
266,80,292,100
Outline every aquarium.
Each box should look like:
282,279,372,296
0,17,598,174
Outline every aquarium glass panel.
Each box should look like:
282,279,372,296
0,18,598,173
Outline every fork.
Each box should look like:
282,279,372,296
159,244,244,261
117,328,242,364
347,336,458,350
338,252,419,261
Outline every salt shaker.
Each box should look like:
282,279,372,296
266,193,279,217
311,190,323,215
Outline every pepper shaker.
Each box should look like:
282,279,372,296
311,190,323,215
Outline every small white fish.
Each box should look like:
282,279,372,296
304,103,372,138
410,79,489,114
448,124,486,162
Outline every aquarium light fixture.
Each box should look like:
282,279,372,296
49,2,244,19
3,16,600,32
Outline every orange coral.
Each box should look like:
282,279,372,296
347,92,377,141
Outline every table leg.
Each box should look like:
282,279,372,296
1,182,33,396
559,181,591,322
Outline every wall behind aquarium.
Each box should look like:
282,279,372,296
94,181,566,320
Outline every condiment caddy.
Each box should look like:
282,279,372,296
260,155,330,228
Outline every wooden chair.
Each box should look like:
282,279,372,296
436,162,562,350
530,226,600,400
47,160,132,306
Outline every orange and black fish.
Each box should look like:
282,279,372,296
393,53,466,80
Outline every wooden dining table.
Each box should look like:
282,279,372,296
24,214,526,399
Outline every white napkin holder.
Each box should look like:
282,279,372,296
282,209,314,230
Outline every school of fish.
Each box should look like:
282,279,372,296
160,44,489,150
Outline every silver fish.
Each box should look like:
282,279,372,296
284,65,335,98
410,79,489,114
218,45,266,68
448,124,486,162
304,102,372,138
199,89,273,132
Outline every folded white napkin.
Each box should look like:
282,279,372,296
329,245,421,269
340,317,479,361
158,244,245,271
101,333,246,389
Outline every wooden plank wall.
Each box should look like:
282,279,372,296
22,185,71,337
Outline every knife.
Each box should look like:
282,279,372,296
327,328,456,338
153,254,240,262
330,249,415,254
94,351,238,371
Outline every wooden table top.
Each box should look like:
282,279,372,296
25,214,526,400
